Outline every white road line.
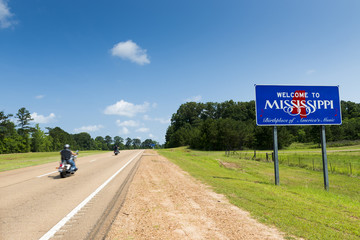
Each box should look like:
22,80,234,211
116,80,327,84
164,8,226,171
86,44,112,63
90,159,97,162
37,171,58,178
39,150,144,240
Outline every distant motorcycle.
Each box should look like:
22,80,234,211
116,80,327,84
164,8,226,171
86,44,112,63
57,150,79,178
114,149,119,155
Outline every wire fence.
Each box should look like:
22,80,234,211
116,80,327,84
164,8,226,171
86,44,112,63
225,150,360,176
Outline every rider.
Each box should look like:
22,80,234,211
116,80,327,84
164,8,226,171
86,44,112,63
114,144,119,153
60,144,78,171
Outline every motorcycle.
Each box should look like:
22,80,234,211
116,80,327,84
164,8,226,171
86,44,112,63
114,149,119,155
57,150,79,178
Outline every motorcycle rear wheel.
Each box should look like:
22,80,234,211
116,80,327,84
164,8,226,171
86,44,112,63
60,171,67,178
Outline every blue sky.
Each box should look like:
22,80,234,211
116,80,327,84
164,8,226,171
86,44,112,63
1,0,359,143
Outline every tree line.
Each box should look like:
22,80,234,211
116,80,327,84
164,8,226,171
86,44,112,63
165,100,360,150
0,107,161,154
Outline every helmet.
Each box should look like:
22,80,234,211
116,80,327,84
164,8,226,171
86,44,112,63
64,144,70,149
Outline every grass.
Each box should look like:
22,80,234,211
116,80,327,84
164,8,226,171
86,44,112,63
0,150,107,172
157,147,360,240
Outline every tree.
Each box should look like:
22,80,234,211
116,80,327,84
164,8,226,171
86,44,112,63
14,107,34,152
16,107,34,136
125,137,132,149
141,139,158,149
0,111,14,139
73,132,94,150
114,136,125,149
47,127,75,151
31,124,46,152
104,135,113,150
132,138,141,149
95,136,107,150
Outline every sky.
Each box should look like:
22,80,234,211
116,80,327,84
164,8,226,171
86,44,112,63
1,0,360,144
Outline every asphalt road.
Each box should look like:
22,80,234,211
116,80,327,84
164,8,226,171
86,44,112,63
0,149,144,240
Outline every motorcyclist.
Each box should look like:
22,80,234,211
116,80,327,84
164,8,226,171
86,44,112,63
60,144,78,171
114,145,119,154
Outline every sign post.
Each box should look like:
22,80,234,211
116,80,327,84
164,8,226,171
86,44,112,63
255,85,341,190
273,126,279,185
320,126,329,191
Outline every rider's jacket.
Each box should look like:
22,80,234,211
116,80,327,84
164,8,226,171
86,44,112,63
60,149,72,161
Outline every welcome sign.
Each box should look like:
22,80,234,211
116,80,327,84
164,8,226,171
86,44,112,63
255,85,342,126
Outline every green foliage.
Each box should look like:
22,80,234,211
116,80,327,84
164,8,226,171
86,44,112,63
132,138,141,149
73,132,95,150
165,100,360,150
113,136,125,149
16,107,34,136
0,108,160,155
0,110,29,153
140,139,160,149
125,137,132,149
47,127,76,151
31,124,46,152
104,135,113,149
94,136,108,150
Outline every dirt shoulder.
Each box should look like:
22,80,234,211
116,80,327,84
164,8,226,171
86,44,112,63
106,150,285,240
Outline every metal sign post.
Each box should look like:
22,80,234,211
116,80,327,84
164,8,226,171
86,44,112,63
273,126,280,185
320,126,329,191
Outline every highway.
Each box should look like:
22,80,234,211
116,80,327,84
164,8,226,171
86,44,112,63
0,150,143,240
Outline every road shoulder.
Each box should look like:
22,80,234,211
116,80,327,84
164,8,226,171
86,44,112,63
106,150,285,239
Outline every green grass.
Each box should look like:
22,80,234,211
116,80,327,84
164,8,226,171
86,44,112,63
0,150,107,172
286,141,360,149
157,147,360,240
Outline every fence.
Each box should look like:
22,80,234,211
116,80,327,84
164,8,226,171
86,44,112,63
226,150,360,176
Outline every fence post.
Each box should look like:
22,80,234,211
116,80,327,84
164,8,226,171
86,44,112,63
349,162,352,175
312,159,315,170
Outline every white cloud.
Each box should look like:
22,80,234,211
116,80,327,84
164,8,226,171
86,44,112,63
149,133,155,138
306,70,316,75
136,127,149,133
35,95,45,99
119,127,130,135
116,119,139,127
104,100,150,117
111,40,150,65
143,115,151,121
185,95,202,102
143,115,170,124
74,124,104,133
0,0,16,29
31,112,56,124
155,117,170,124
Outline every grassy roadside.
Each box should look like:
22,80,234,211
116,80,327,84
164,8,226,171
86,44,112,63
157,147,360,240
0,150,107,172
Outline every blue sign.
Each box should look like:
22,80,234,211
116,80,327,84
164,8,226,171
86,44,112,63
255,85,342,126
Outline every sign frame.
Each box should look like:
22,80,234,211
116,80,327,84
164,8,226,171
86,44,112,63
255,84,342,126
